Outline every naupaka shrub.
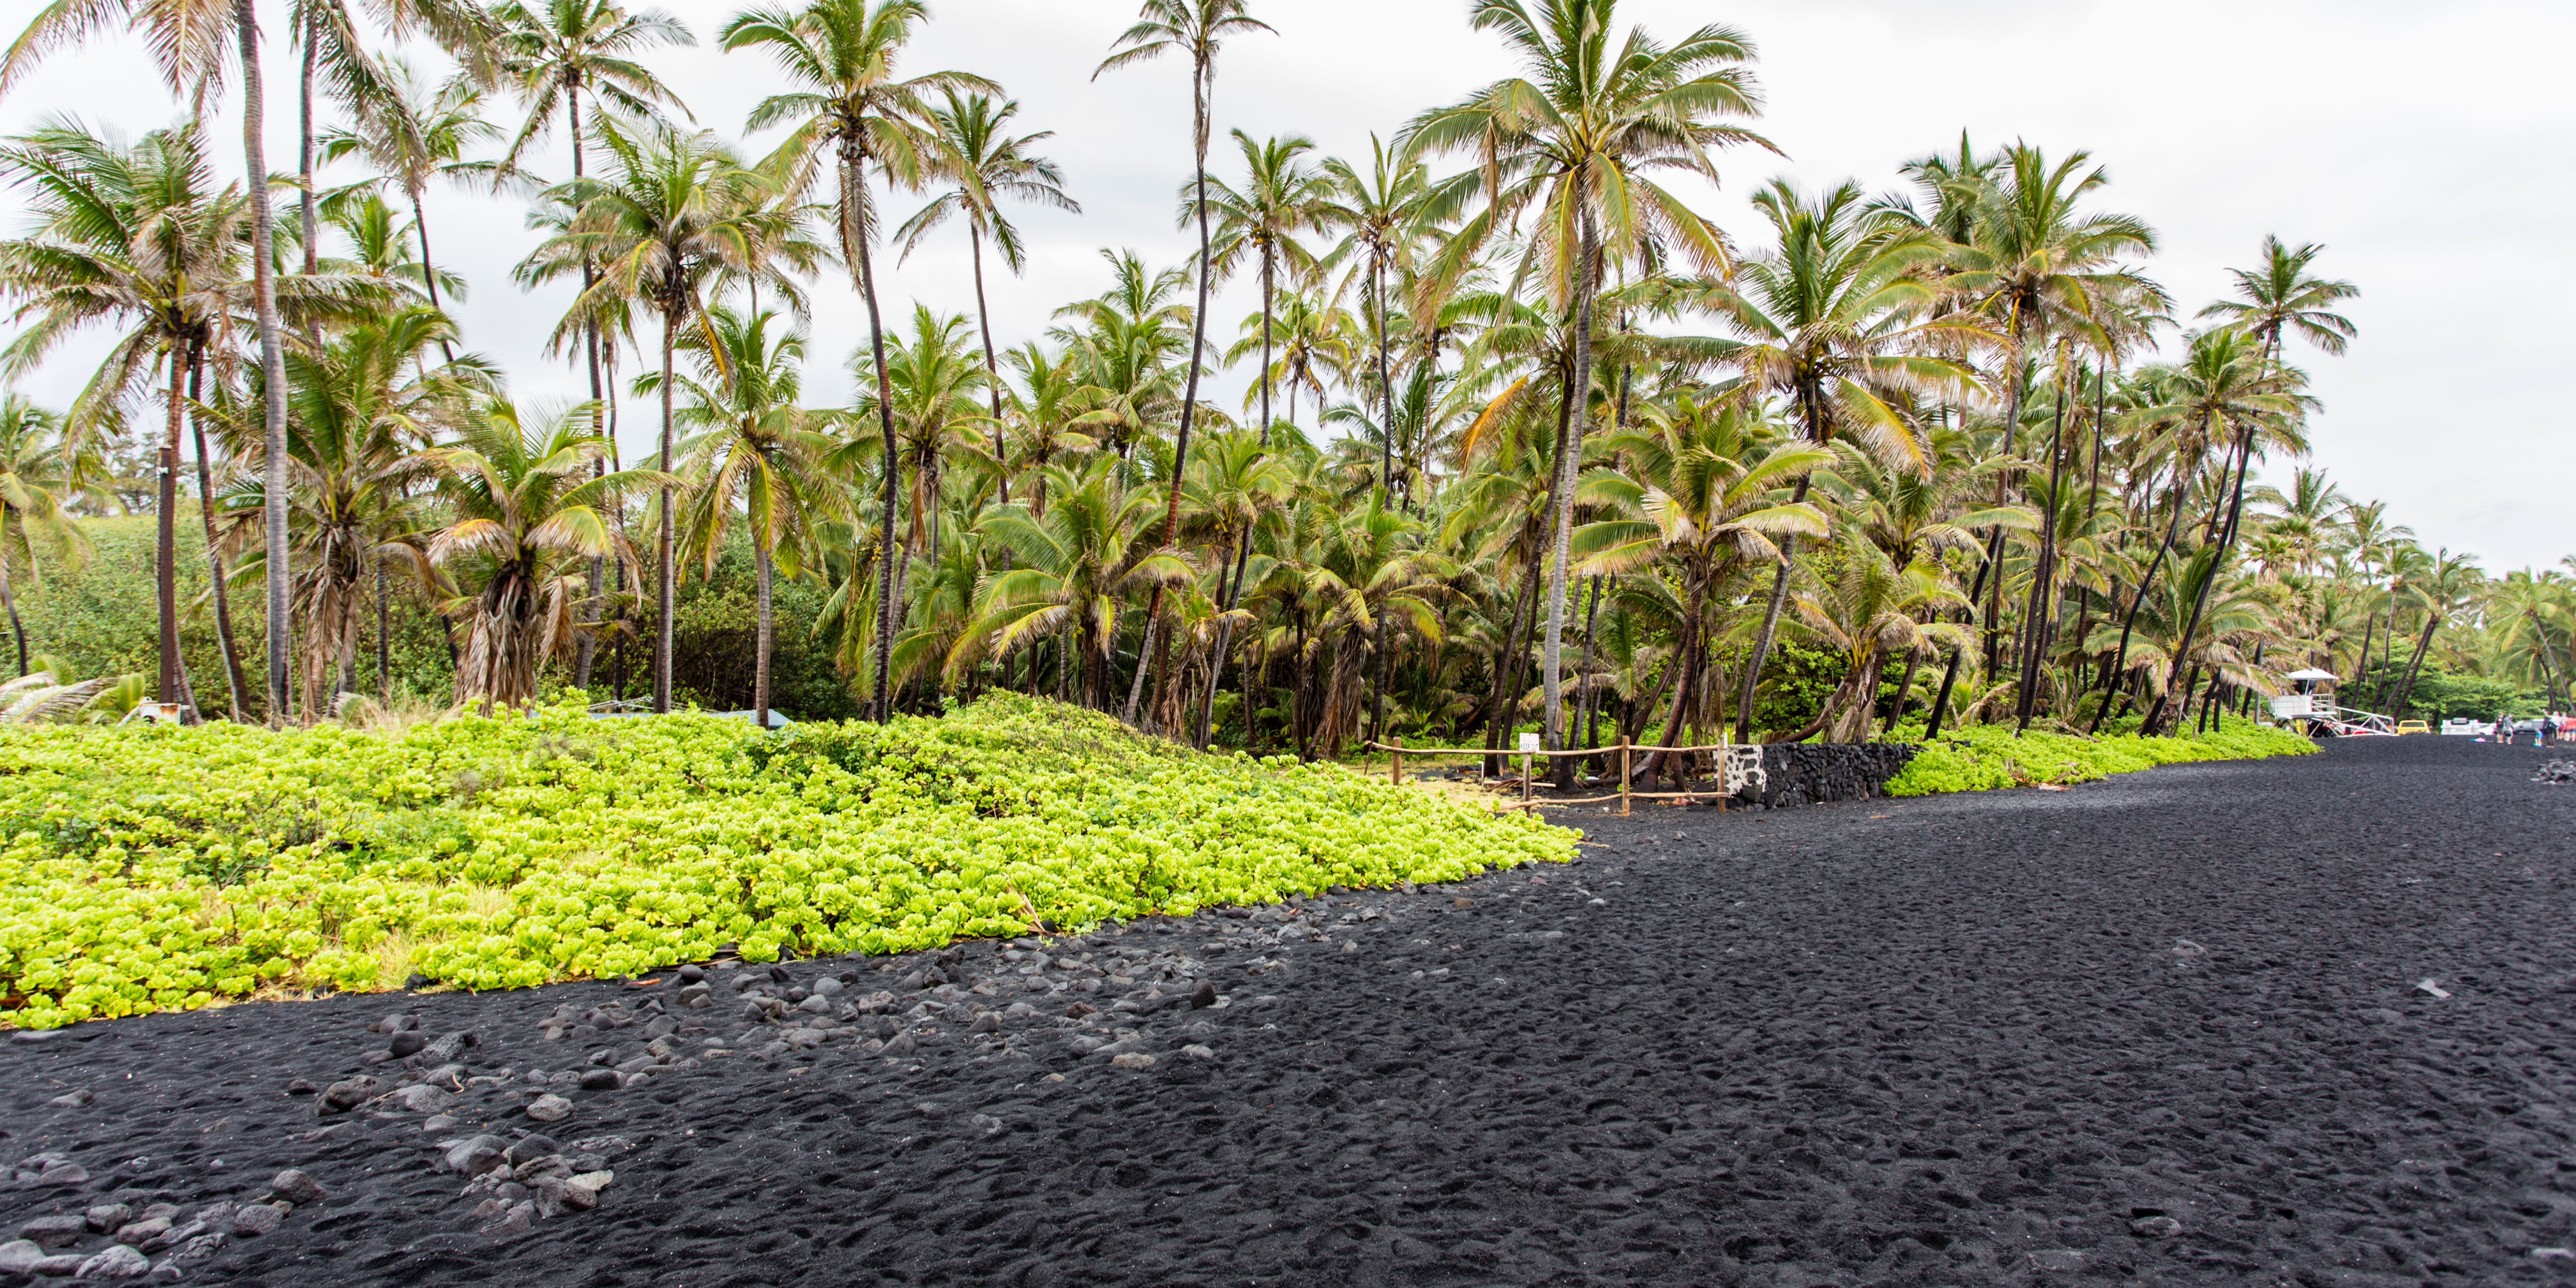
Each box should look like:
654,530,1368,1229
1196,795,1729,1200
0,692,1575,1028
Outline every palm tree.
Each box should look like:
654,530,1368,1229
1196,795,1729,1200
1202,130,1328,443
663,306,847,726
1702,178,1979,740
895,90,1078,501
1097,0,1275,546
2197,234,2358,371
723,0,992,722
2390,547,2478,716
1319,135,1428,492
1791,528,1969,743
224,305,477,714
291,0,501,277
0,397,90,676
528,116,779,713
1574,396,1824,768
1404,0,1770,765
3,0,297,723
317,57,501,359
425,398,658,709
849,306,988,606
956,457,1191,709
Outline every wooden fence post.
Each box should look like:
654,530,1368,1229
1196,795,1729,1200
1619,742,1632,816
1390,736,1403,786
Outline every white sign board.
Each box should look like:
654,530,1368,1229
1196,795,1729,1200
1518,732,1541,753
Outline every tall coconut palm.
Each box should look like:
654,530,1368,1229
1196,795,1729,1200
527,116,779,713
2197,234,2358,370
894,90,1077,501
317,56,501,359
497,0,693,689
1574,396,1825,768
1703,177,1979,740
425,398,658,709
1791,527,1970,743
1200,130,1328,443
848,306,987,597
723,0,992,722
3,0,299,723
291,0,501,277
1404,0,1770,765
0,397,91,677
662,306,847,726
1319,135,1430,493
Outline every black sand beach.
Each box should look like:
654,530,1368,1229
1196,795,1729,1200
5,735,2573,1286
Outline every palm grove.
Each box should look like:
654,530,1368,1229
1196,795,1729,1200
0,0,2558,767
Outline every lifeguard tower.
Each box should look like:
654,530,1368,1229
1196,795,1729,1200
2268,668,2393,736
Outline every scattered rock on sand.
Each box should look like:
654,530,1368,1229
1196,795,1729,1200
0,1240,45,1273
525,1094,574,1123
268,1169,325,1205
2131,1215,2182,1238
18,1214,84,1248
228,1204,284,1237
47,1089,92,1108
1110,1052,1157,1070
74,1243,149,1279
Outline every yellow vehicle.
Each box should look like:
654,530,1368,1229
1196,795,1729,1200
2395,720,2431,735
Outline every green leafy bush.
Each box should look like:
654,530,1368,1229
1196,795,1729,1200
0,692,1575,1028
1883,717,2315,796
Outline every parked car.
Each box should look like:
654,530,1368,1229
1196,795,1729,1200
2395,720,2431,735
2441,719,2494,736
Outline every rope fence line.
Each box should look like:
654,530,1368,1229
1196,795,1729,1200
1362,738,1759,817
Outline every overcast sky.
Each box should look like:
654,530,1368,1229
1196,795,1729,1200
3,0,2567,568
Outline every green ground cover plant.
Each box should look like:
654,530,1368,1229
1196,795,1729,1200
1884,717,2316,796
0,693,1575,1029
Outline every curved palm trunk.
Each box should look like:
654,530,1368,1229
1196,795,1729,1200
2015,374,2071,731
571,89,603,694
1257,247,1275,442
0,518,22,676
241,0,292,727
850,160,902,724
188,347,249,718
1374,259,1394,495
408,191,459,364
2150,422,2252,735
970,223,1008,501
1539,218,1597,766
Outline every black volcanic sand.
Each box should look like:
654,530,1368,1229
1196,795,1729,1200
6,735,2576,1286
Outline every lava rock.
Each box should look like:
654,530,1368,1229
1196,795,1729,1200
506,1136,559,1167
1190,982,1218,1008
18,1214,85,1248
86,1204,133,1234
388,1031,429,1058
113,1217,171,1246
47,1089,93,1108
228,1204,285,1238
578,1069,621,1091
269,1169,326,1205
676,964,705,984
0,1241,44,1273
525,1094,574,1123
75,1243,151,1279
1110,1052,1158,1070
443,1135,509,1177
318,1076,386,1112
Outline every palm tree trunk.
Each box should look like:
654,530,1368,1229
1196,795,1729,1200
1736,478,1812,743
2152,422,2253,734
571,91,602,694
409,191,459,364
1257,247,1275,443
157,353,184,713
0,528,23,677
754,533,773,729
1164,58,1214,549
2016,370,2070,730
2089,464,2188,733
1539,215,1598,769
970,222,1008,503
376,555,389,704
1481,552,1541,775
653,311,676,713
1373,258,1394,494
2396,612,2439,714
297,6,319,277
241,0,292,728
187,347,248,719
1573,572,1601,766
849,155,902,723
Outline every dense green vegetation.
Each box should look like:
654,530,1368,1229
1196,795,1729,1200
0,692,1572,1028
1884,718,2315,796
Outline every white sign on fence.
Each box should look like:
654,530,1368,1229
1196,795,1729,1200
1518,732,1541,753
